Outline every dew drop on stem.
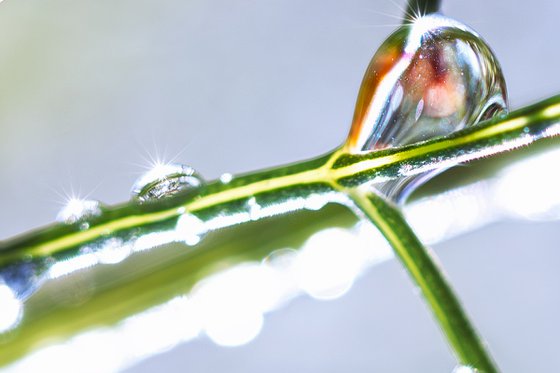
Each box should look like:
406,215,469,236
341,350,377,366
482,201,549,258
56,199,102,224
131,163,205,202
345,13,508,202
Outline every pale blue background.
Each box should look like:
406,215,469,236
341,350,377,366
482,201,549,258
0,0,558,371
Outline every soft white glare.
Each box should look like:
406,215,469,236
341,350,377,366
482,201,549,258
6,297,201,373
0,284,23,333
494,148,560,220
406,182,496,245
191,264,293,347
56,198,101,224
295,228,367,300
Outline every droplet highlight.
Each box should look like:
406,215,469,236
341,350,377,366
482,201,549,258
345,13,507,201
57,198,101,224
132,163,205,202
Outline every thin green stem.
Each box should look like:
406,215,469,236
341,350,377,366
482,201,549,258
345,188,497,372
3,95,560,266
1,94,560,367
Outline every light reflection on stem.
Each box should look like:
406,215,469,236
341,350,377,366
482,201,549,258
1,95,560,368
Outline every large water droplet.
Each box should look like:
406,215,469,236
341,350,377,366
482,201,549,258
345,14,507,201
56,198,102,224
131,163,205,202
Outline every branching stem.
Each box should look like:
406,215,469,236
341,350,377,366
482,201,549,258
345,188,497,372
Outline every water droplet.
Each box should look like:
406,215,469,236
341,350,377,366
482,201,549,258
176,212,207,246
219,173,233,184
345,14,507,201
131,163,205,202
57,198,101,224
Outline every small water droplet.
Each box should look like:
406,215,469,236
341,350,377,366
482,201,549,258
132,163,205,202
57,199,101,224
219,173,234,184
345,14,507,201
176,213,207,246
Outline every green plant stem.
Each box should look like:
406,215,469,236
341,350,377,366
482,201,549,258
2,94,560,266
1,94,560,367
346,188,497,372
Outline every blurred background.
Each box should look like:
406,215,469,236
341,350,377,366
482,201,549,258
0,0,559,372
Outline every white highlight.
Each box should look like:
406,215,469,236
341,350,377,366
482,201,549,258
49,251,99,279
175,213,207,245
406,182,497,245
191,263,293,347
295,228,366,300
0,284,23,333
56,198,101,224
219,173,233,184
453,365,478,373
95,239,132,265
494,147,560,220
5,296,201,373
